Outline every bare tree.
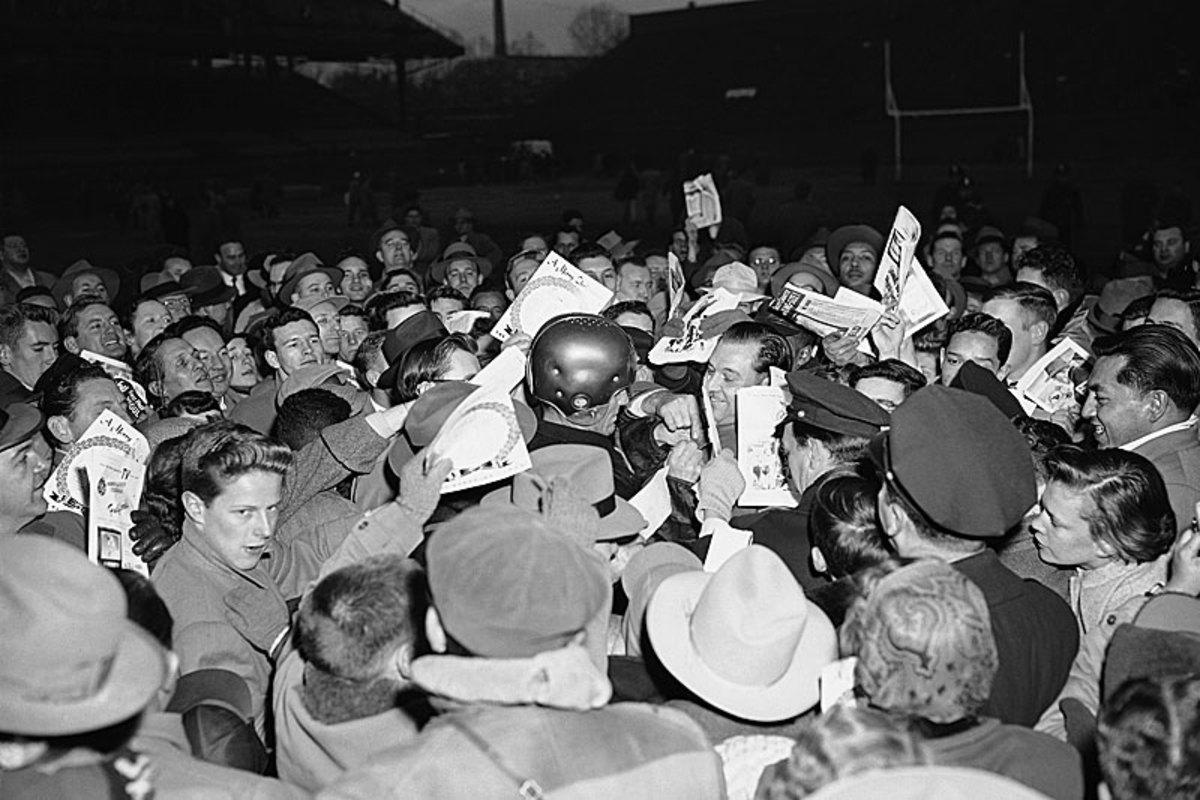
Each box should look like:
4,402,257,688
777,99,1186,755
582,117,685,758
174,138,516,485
509,31,548,56
568,4,629,56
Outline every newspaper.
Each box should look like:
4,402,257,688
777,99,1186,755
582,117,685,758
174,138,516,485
84,445,148,577
490,251,613,342
425,384,533,493
667,252,687,320
736,386,797,508
1015,338,1090,413
45,409,150,515
701,386,723,453
649,287,741,365
683,173,722,231
628,466,672,540
769,283,883,342
871,207,948,333
80,349,150,423
470,346,527,393
874,206,922,310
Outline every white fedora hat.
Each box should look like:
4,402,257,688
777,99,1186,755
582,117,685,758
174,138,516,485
646,544,836,722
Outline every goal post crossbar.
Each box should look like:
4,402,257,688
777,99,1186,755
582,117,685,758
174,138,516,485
884,33,1033,180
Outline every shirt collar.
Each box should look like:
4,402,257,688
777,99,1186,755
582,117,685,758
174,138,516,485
1120,416,1198,453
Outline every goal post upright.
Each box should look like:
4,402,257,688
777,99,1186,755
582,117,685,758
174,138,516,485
884,32,1034,182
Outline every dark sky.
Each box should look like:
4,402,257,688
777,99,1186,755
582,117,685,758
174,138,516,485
405,0,738,54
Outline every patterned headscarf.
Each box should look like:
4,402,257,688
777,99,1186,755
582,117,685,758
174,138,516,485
841,560,997,723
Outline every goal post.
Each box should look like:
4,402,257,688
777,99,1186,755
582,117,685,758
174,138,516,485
885,33,1033,181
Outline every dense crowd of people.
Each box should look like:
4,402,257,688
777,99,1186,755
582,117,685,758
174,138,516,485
2,182,1200,799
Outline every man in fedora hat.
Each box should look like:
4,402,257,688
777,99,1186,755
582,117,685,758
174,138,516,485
0,535,307,799
869,385,1078,726
52,259,120,309
647,545,837,743
279,253,343,309
970,225,1013,287
826,223,883,296
319,503,724,799
431,242,491,299
180,265,237,329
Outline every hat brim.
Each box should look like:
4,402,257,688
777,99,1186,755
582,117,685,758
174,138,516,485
700,286,768,304
595,497,648,541
141,280,200,302
388,396,538,478
191,284,238,307
0,403,44,451
771,263,839,298
646,571,837,721
825,225,883,269
0,622,166,736
430,256,493,285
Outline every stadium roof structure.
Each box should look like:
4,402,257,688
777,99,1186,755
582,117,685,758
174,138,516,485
2,0,463,62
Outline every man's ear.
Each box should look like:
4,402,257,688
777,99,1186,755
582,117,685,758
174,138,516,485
425,607,448,655
0,343,12,369
46,415,73,445
375,249,385,266
1030,320,1051,347
366,368,383,389
1146,388,1173,423
1052,288,1070,312
181,490,207,526
63,336,81,355
392,641,414,680
264,350,281,372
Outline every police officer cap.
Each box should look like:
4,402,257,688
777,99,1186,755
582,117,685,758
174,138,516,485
785,371,890,438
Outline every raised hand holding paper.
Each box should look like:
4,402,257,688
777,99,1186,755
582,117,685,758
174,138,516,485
769,283,883,342
872,205,948,333
425,384,533,493
667,252,687,320
490,251,613,342
683,173,722,234
650,287,741,365
45,409,150,514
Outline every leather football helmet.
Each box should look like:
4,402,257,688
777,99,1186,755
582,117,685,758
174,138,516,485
528,313,637,416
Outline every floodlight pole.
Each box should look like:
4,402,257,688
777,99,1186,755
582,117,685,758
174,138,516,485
494,0,508,57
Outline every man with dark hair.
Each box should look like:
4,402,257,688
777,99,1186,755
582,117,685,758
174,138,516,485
337,304,370,363
1,233,55,298
570,243,618,291
870,385,1078,726
275,555,429,791
982,283,1059,382
939,311,1012,386
1084,325,1200,530
0,302,59,406
272,388,351,452
553,226,581,258
367,291,426,331
60,297,129,363
1147,288,1200,349
229,307,326,434
971,226,1013,287
214,238,249,296
849,358,926,412
1015,242,1078,314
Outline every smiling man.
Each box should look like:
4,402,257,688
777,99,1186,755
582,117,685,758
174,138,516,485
826,224,883,296
133,333,214,411
228,307,326,434
177,316,233,403
700,322,791,448
1082,325,1200,531
60,298,128,362
0,303,59,405
939,312,1012,387
0,403,51,532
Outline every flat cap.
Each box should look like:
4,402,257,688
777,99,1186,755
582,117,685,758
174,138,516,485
786,371,890,438
869,385,1035,538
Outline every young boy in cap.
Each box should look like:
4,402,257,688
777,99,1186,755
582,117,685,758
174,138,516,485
869,385,1078,726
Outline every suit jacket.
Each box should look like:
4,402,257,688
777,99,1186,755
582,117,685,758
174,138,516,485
1131,426,1200,533
0,266,55,299
955,550,1079,727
